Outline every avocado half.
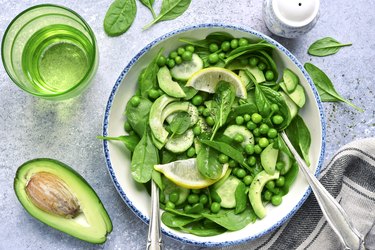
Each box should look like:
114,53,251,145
14,158,112,244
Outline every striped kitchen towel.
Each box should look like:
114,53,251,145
218,138,375,250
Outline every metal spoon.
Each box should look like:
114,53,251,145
146,180,164,250
281,131,366,250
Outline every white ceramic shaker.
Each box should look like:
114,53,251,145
263,0,320,38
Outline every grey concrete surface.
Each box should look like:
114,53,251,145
0,0,374,249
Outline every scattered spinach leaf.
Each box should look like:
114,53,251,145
308,37,352,57
304,63,363,112
202,208,256,231
225,43,275,65
139,0,157,18
97,134,140,152
285,115,311,166
139,49,163,97
104,0,137,36
169,112,191,136
179,222,226,236
161,212,200,227
164,207,203,219
131,129,159,183
234,181,247,214
227,103,258,122
196,144,222,180
125,97,153,136
152,170,164,190
143,0,192,30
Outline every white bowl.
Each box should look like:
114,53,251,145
102,24,326,247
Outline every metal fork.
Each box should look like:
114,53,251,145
281,131,366,250
146,180,164,250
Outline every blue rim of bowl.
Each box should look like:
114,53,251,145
102,23,326,247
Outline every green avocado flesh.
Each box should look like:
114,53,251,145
14,158,112,244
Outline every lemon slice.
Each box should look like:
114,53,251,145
154,158,228,189
186,67,247,99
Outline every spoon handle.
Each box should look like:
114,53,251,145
146,180,164,250
281,132,365,250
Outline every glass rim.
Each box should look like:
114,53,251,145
1,3,98,98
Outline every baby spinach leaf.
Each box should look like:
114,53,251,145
308,37,352,57
234,181,247,214
280,162,299,196
139,49,163,97
179,222,226,236
165,207,203,219
179,32,234,50
104,0,137,36
131,129,159,183
161,212,200,227
225,43,275,65
304,63,363,112
210,81,236,140
202,208,256,231
139,0,156,18
152,170,164,191
227,103,258,122
97,134,140,152
169,112,191,136
196,144,222,180
143,0,192,30
285,115,311,166
205,32,234,43
125,97,153,136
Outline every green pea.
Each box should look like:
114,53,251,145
206,116,215,126
124,121,132,132
158,89,164,96
259,123,269,134
246,121,257,130
166,201,175,209
221,41,231,52
243,175,253,185
193,125,201,135
245,144,254,155
202,108,210,117
276,161,285,171
130,95,141,107
169,51,178,59
249,57,259,67
247,156,256,166
192,95,203,106
188,194,199,204
228,159,237,168
236,169,246,178
184,204,192,213
234,134,244,143
191,189,201,194
244,114,251,121
263,190,272,201
271,103,279,112
182,51,193,61
272,187,280,195
128,130,135,136
265,180,275,190
210,202,221,213
238,38,249,46
232,167,239,175
159,192,166,203
209,43,219,52
230,39,239,49
271,195,282,206
251,113,263,124
208,53,219,64
267,128,278,139
166,58,175,68
255,137,260,143
254,144,262,154
258,62,266,71
218,52,226,59
235,116,244,125
169,191,179,203
276,176,285,187
157,55,167,67
177,47,185,55
148,89,160,99
253,128,261,137
259,138,269,148
185,45,195,53
187,147,196,157
175,56,182,65
218,154,229,164
265,70,274,81
272,115,284,125
199,194,208,205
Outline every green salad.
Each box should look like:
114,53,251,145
102,32,312,236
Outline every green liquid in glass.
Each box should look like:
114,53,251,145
22,24,94,94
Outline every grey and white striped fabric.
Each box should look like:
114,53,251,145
216,138,375,250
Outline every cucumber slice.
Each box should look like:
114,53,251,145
165,129,194,153
157,66,186,98
170,54,203,81
223,125,254,147
283,68,299,93
279,91,298,120
162,176,190,205
278,151,292,174
245,66,265,84
280,82,306,108
239,70,251,86
214,176,241,208
260,143,279,175
249,170,279,219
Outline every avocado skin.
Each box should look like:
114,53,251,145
14,158,113,244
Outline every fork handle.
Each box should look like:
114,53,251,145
146,181,164,250
281,132,365,250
